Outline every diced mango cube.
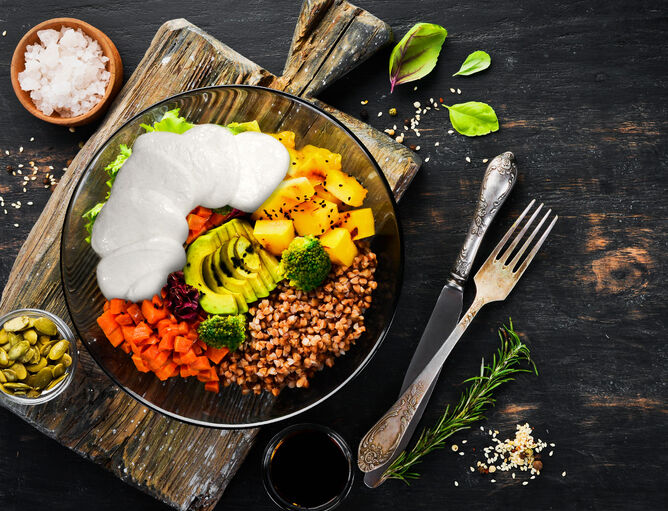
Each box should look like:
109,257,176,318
323,169,368,206
253,219,295,256
290,198,340,237
338,208,375,240
319,228,358,267
301,145,342,171
271,131,296,150
252,177,316,220
313,184,343,206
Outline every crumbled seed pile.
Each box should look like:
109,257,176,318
218,249,377,396
475,423,550,479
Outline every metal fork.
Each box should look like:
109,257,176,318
358,200,558,475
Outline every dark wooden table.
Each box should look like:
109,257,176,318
0,1,665,509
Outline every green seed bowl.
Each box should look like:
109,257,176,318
0,308,78,406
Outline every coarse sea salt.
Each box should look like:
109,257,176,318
18,27,110,117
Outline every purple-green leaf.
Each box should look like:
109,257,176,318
389,23,447,93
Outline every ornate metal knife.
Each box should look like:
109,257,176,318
362,151,518,488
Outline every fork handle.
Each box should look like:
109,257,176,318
450,152,517,288
358,297,486,473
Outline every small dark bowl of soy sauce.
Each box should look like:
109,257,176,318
262,424,354,511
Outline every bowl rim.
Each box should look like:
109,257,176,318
0,308,78,405
61,84,404,428
10,17,123,127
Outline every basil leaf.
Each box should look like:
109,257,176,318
389,23,447,92
453,50,491,76
445,102,499,137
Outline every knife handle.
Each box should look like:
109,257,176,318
449,152,518,287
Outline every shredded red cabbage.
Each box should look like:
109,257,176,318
162,271,200,322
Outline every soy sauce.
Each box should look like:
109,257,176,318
268,428,351,509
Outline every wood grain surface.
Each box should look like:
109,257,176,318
0,2,419,510
0,0,666,510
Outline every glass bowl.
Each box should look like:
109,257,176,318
61,85,403,428
0,308,78,405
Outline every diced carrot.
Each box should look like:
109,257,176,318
206,346,229,365
199,367,219,382
179,349,198,366
177,322,189,335
190,356,211,372
204,381,220,393
97,310,119,336
115,313,133,326
119,341,132,354
109,298,126,315
194,206,212,218
107,328,125,348
132,355,151,373
142,300,168,325
158,333,175,351
196,339,208,351
126,303,144,324
152,294,163,308
174,335,194,353
155,361,178,381
142,344,160,361
187,213,209,232
103,300,110,312
127,322,152,344
179,365,191,378
148,350,170,371
141,335,159,346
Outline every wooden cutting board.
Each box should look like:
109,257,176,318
0,2,420,509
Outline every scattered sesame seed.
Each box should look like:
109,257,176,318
549,450,553,456
13,223,18,228
483,158,489,163
377,112,382,117
550,443,556,447
435,142,440,146
530,475,535,480
450,88,456,93
470,467,475,472
562,471,566,477
453,481,458,487
415,145,420,151
2,31,6,37
459,451,464,456
19,146,24,153
488,465,496,473
491,479,496,483
413,101,421,108
480,426,485,431
457,88,462,94
512,473,516,479
448,129,454,135
424,157,430,162
522,481,528,486
4,150,8,155
30,137,35,142
27,201,33,206
413,86,418,91
462,439,467,444
466,156,471,163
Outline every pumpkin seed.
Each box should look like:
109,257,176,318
33,317,58,336
0,329,7,343
0,349,8,367
3,369,17,382
40,341,56,357
51,363,65,379
27,389,41,398
3,382,31,391
45,374,65,391
48,340,69,361
8,341,29,361
3,316,30,332
26,358,47,373
12,363,27,380
30,368,53,390
0,342,9,352
37,335,51,346
18,347,35,364
29,348,40,364
23,329,38,345
61,353,72,368
7,332,22,345
0,371,6,384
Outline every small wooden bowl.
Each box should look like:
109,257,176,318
10,18,123,127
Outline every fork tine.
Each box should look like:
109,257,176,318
487,199,536,261
507,208,551,270
498,203,543,265
512,214,558,280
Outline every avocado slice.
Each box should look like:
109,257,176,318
225,220,283,287
183,230,237,314
210,248,257,303
202,254,249,313
220,236,271,298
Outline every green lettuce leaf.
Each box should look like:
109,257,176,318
226,120,261,134
140,108,194,134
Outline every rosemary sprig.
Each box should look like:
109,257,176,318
382,319,537,484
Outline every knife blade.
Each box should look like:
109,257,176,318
363,151,518,488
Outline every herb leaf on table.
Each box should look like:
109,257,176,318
389,23,447,92
382,320,537,484
445,101,499,136
453,50,491,76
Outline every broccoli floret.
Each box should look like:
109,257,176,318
279,236,331,291
197,314,247,350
